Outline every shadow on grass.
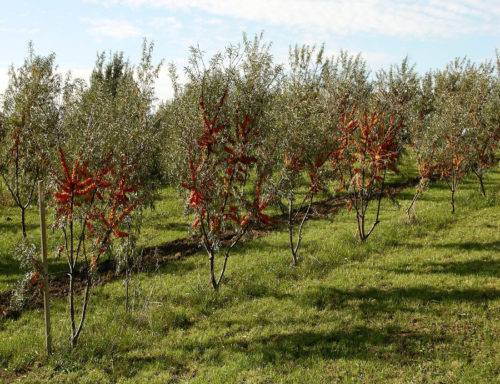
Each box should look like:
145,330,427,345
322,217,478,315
429,177,498,194
0,256,71,281
299,285,500,313
392,240,500,254
388,257,500,278
432,240,500,253
0,257,22,277
179,324,448,366
0,221,37,234
122,354,187,377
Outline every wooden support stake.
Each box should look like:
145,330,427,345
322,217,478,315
38,180,52,356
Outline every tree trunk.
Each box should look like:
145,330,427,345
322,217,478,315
21,207,27,238
71,275,91,348
406,188,420,224
209,251,218,291
125,268,130,313
356,211,365,242
287,197,297,266
69,272,76,348
292,195,313,264
450,187,455,214
407,179,424,224
208,229,246,290
477,174,486,197
288,226,297,266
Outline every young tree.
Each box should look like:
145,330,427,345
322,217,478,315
168,34,281,290
184,94,274,290
406,71,439,222
0,43,60,237
333,106,402,241
431,58,487,212
406,150,440,223
273,44,334,265
50,148,139,348
439,134,467,214
48,40,162,347
464,60,500,196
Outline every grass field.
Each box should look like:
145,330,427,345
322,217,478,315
0,156,498,383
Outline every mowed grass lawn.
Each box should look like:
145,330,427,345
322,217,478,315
0,159,499,383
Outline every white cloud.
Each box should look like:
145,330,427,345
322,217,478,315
0,27,40,34
88,0,500,39
204,17,223,25
149,16,182,30
83,18,142,40
360,50,402,70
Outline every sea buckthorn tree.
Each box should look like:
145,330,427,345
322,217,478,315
430,58,490,212
464,59,500,196
51,148,139,348
333,106,402,241
168,34,281,290
49,41,162,347
405,71,440,222
0,43,61,237
273,44,335,266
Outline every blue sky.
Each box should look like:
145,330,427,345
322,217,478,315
1,0,499,100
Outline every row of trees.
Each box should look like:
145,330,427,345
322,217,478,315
408,58,500,218
1,36,499,348
164,36,499,283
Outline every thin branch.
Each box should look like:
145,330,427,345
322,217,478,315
23,168,40,210
364,168,386,240
73,272,92,347
293,194,313,256
1,172,21,206
216,226,247,286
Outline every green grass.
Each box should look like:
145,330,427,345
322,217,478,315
136,187,191,248
0,159,499,383
0,186,190,292
0,202,55,292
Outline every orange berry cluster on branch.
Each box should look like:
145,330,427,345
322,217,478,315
182,92,273,239
53,148,140,268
